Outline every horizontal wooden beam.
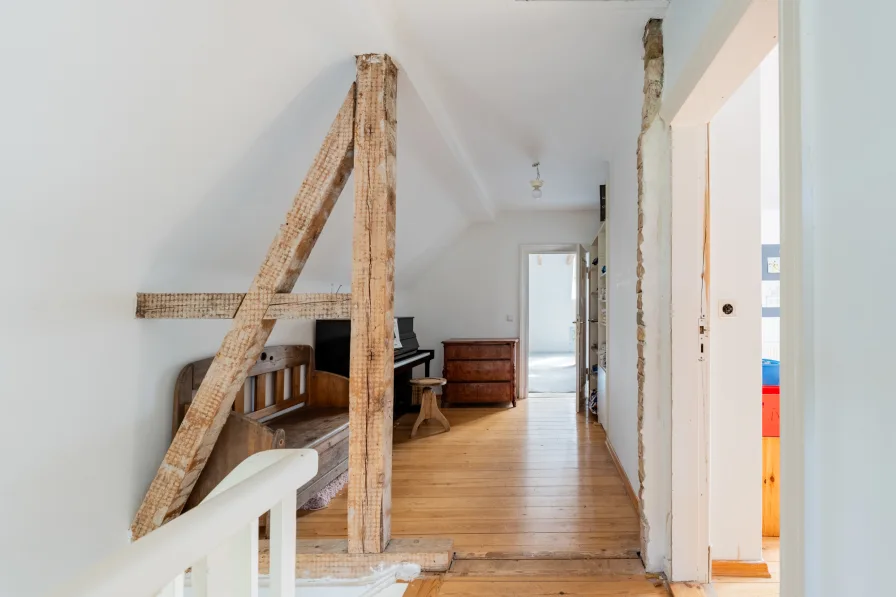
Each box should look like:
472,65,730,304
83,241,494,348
258,538,454,579
135,293,351,320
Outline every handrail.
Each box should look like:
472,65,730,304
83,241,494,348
49,449,318,597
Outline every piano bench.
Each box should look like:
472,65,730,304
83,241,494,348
410,377,450,438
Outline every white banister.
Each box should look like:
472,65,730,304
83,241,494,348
269,489,298,597
193,518,259,597
49,449,318,597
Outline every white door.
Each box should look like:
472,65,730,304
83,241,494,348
575,245,588,412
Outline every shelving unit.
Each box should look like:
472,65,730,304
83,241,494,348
588,217,608,422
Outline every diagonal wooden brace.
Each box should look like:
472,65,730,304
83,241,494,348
130,84,357,540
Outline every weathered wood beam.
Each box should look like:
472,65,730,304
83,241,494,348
347,54,398,554
131,84,357,540
135,293,351,320
258,538,454,578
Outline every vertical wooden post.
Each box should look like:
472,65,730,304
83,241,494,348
347,53,398,554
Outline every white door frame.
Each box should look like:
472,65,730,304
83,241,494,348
519,244,581,400
661,0,780,584
777,1,805,594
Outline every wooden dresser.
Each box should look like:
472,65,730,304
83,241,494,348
442,338,518,407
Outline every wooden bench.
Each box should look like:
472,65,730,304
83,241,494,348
173,345,350,513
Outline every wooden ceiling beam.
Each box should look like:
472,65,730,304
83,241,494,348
135,293,351,320
130,83,357,541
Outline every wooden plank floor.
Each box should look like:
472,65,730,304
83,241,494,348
712,538,780,597
300,396,663,595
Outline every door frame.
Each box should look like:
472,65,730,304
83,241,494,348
660,0,780,583
518,244,582,401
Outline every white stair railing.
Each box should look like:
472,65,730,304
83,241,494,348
49,449,318,597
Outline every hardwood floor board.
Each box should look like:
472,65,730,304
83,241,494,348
447,558,647,581
710,538,780,597
390,496,635,509
304,506,638,521
435,580,668,596
449,531,641,546
299,519,642,536
393,484,630,498
389,473,628,485
391,464,621,473
393,455,615,464
762,537,779,562
713,562,779,583
298,397,643,575
712,585,778,597
403,577,444,597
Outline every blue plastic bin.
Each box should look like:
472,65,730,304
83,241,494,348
762,359,780,386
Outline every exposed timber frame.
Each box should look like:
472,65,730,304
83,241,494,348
132,53,452,573
348,53,398,554
131,86,357,540
135,293,351,320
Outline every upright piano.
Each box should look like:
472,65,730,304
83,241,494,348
315,317,435,416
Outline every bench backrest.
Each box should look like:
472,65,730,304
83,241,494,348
173,345,314,435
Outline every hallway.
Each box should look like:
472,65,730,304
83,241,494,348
528,352,577,394
300,396,666,594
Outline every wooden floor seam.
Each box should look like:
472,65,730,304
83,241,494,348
301,396,669,595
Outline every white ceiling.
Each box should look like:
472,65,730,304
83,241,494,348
6,1,667,296
140,0,666,289
392,0,667,212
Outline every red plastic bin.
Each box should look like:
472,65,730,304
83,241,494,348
762,385,780,437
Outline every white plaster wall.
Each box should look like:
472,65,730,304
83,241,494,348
639,118,674,573
528,254,576,354
708,71,762,562
794,3,896,594
0,4,468,595
606,152,640,491
662,0,726,103
403,210,600,383
760,47,781,232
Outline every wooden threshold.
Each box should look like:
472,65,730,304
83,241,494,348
447,558,647,581
669,582,710,596
712,559,772,578
258,537,454,578
605,438,640,513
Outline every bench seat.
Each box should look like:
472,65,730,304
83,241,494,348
172,345,351,514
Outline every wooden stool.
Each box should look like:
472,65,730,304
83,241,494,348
410,377,450,438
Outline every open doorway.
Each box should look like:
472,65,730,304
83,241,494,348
526,252,577,396
704,45,781,593
519,244,589,408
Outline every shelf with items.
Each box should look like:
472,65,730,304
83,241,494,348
587,196,609,420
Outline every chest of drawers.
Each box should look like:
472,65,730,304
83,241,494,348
441,338,518,407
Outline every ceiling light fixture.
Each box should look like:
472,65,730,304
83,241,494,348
530,162,544,199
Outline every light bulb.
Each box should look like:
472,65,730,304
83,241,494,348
532,188,542,199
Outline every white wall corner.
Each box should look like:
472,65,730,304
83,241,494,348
662,0,776,127
639,116,673,574
346,0,496,222
669,124,710,583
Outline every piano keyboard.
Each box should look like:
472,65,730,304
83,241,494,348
394,351,432,369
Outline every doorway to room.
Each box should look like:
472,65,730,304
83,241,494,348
525,252,578,397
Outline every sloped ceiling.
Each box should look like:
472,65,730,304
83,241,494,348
395,0,666,211
2,1,664,294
